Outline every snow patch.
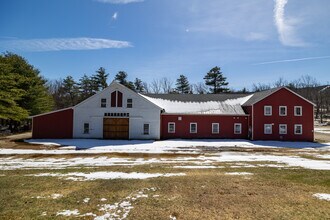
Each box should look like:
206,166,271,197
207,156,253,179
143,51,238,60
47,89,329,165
28,171,186,181
313,193,330,201
56,209,80,216
83,198,90,203
225,172,253,176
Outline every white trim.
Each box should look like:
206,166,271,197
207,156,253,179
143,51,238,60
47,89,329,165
190,123,197,133
279,106,287,116
294,106,302,116
212,123,219,134
294,124,303,135
264,106,272,116
168,122,175,133
264,124,272,134
234,123,242,134
279,124,287,134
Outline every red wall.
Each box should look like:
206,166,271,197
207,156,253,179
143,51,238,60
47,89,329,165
161,114,249,139
252,88,314,141
32,109,73,139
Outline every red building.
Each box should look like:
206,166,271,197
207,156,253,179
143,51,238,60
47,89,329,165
31,82,315,141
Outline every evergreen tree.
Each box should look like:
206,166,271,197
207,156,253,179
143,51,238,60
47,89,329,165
92,67,109,91
134,78,144,93
62,76,79,106
0,52,53,118
78,74,95,102
175,75,190,94
115,71,135,90
204,66,229,94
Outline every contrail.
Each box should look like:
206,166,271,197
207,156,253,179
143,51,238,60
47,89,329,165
253,56,330,65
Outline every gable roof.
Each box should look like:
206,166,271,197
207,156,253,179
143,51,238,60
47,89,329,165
141,93,253,115
242,87,316,106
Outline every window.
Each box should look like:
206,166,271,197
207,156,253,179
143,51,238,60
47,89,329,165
264,124,272,134
264,106,272,116
212,123,219,134
279,106,287,116
294,106,302,116
279,124,287,134
168,122,175,133
83,123,89,134
143,124,149,135
190,123,197,133
111,91,123,107
294,124,302,135
127,99,133,108
234,123,242,134
101,98,106,108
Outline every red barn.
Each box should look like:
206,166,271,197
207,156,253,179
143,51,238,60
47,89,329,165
31,82,315,141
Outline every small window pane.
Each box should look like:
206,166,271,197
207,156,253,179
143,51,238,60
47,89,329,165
234,123,242,134
264,106,272,116
190,123,197,133
295,106,302,116
295,125,302,134
101,99,106,108
212,123,219,134
143,124,149,135
279,124,287,134
279,106,286,116
127,99,133,108
264,124,272,134
168,123,175,133
84,123,89,134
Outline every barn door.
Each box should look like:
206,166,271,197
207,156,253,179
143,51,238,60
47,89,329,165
103,118,129,139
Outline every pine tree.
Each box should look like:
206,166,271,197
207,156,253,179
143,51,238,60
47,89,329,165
134,78,144,93
62,76,79,106
78,74,95,102
92,67,109,91
204,66,229,94
175,75,190,94
115,71,135,90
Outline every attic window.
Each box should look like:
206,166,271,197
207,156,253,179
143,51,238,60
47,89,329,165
127,99,133,108
111,91,123,108
101,99,106,108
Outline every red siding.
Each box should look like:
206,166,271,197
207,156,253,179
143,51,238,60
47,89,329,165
161,114,249,139
252,88,314,141
32,109,73,139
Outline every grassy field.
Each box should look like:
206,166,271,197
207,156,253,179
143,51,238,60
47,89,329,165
0,132,329,219
0,162,330,219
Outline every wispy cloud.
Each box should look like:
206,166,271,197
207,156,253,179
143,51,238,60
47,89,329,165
274,0,306,47
253,55,330,65
0,37,132,52
112,12,118,20
95,0,143,4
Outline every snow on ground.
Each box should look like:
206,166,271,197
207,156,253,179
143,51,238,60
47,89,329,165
56,209,80,216
1,151,330,170
28,171,186,181
173,165,219,169
225,172,253,175
313,193,330,201
315,127,330,134
16,139,330,155
32,194,63,199
83,198,90,203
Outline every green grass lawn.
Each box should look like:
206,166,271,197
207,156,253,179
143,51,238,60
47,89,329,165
0,164,329,220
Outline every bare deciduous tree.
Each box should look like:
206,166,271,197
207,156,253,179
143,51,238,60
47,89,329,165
160,77,173,93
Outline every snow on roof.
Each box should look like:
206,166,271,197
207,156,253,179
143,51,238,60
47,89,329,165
140,94,253,115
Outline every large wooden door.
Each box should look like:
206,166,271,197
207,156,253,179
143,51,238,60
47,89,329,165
103,118,129,139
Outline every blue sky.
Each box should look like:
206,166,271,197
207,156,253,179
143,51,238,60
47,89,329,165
1,0,329,90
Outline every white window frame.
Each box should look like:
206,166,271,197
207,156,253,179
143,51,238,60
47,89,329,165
264,106,272,116
264,124,272,134
294,124,302,135
127,98,133,108
279,124,287,134
190,123,197,133
212,123,219,134
101,98,106,108
143,123,150,135
279,106,287,116
168,122,175,133
234,123,242,134
294,106,302,116
83,123,89,134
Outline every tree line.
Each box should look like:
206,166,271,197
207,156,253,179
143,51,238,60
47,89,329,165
1,52,329,132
